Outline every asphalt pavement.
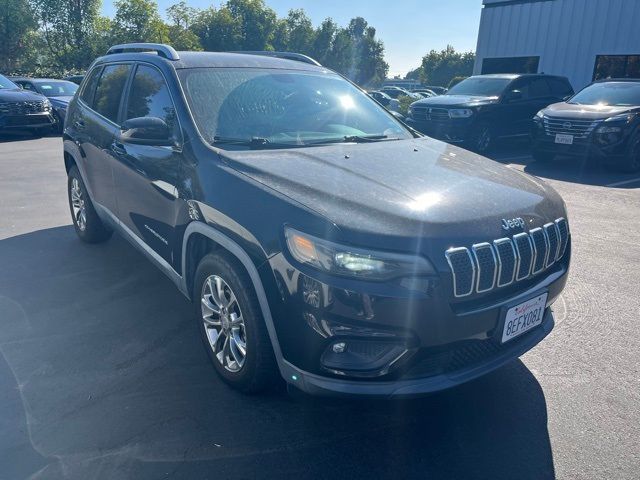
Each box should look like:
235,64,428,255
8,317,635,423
0,133,638,479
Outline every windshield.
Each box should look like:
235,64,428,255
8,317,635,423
447,77,512,97
0,74,18,90
34,80,78,97
179,68,412,149
569,82,640,106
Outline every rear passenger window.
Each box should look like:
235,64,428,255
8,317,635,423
125,65,177,131
547,78,574,97
93,64,132,123
527,79,552,98
80,67,102,106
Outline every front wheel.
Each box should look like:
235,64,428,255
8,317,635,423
194,253,278,393
67,166,112,243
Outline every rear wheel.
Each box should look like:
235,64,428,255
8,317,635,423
67,166,112,243
194,252,278,393
532,149,556,163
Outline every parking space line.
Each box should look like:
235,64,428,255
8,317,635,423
605,177,640,188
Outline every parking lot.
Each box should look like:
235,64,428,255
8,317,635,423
0,134,638,479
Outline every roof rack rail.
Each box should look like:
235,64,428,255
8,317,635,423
106,43,180,61
232,51,321,67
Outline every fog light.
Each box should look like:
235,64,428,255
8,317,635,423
332,342,347,353
321,340,409,377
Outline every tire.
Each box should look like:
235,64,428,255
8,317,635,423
616,137,640,173
469,123,494,154
53,112,64,134
194,252,278,393
532,149,556,163
67,166,112,243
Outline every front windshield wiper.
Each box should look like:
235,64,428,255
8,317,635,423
306,134,394,145
212,136,298,149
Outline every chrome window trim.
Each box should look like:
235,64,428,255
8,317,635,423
472,242,497,293
445,247,476,298
493,237,517,287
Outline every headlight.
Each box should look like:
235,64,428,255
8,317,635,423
596,113,636,134
448,109,474,118
284,227,435,280
42,99,52,112
535,110,545,119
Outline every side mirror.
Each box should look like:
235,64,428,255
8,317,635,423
505,89,523,102
120,117,172,146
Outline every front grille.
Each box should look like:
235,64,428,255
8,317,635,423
543,116,599,138
411,106,450,122
0,100,47,116
446,218,569,298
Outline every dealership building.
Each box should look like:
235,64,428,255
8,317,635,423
474,0,640,90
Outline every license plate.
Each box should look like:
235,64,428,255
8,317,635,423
555,133,574,145
501,293,548,343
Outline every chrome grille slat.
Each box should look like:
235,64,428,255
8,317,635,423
446,217,569,298
0,100,47,115
542,116,599,138
411,106,450,121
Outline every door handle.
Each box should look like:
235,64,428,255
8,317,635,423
111,141,127,156
73,120,85,130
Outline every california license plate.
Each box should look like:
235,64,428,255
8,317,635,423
555,133,574,144
501,293,548,343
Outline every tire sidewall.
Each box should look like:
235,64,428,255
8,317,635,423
193,254,266,390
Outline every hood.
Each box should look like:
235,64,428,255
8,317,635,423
543,101,640,120
0,88,47,103
413,95,498,108
218,137,565,249
48,96,73,108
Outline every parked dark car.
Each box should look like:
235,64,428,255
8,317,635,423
422,85,448,95
406,74,574,153
64,43,571,397
412,88,437,97
368,90,400,111
0,74,55,135
10,77,78,132
381,86,421,100
64,75,85,85
532,79,640,172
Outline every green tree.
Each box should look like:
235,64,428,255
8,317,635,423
284,9,314,53
0,0,37,71
310,18,337,65
30,0,102,71
226,0,276,50
414,45,475,87
111,0,168,44
192,7,241,51
166,1,201,50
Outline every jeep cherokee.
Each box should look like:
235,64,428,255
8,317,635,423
63,43,571,397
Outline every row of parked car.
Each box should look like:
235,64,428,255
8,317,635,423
395,73,640,172
0,74,80,136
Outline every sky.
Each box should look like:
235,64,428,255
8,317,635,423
101,0,483,77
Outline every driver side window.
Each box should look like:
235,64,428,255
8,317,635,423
126,64,177,134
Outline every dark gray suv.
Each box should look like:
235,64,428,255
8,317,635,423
63,43,571,397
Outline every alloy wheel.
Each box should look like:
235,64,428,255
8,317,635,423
70,178,87,231
201,275,247,372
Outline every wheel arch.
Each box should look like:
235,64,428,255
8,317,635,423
181,222,288,376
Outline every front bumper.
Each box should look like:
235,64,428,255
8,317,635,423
0,113,55,130
531,121,631,162
405,117,474,143
283,308,554,398
264,241,570,397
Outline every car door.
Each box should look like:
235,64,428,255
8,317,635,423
72,64,132,216
501,77,553,136
110,63,183,267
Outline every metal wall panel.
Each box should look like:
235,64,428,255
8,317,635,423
474,0,640,89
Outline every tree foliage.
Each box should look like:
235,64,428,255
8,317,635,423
406,45,475,87
5,0,389,86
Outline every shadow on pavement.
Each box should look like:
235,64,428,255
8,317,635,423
486,138,640,189
0,226,555,479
